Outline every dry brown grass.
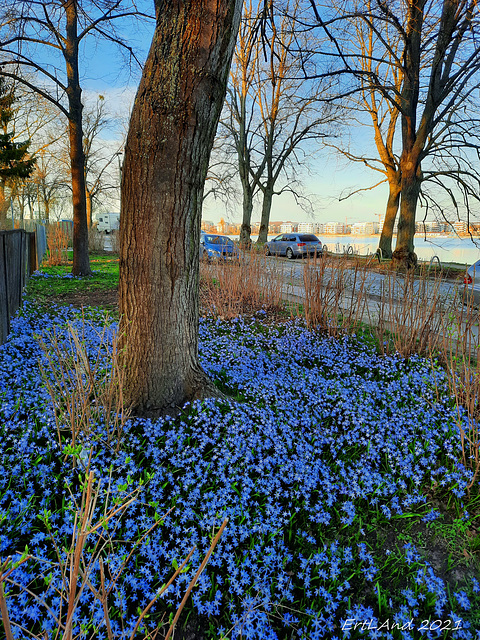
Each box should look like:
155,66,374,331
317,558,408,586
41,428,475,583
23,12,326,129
88,227,105,253
46,222,70,266
200,251,289,319
302,254,370,338
39,318,130,458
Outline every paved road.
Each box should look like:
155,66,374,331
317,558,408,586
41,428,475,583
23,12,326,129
261,255,480,344
264,255,462,305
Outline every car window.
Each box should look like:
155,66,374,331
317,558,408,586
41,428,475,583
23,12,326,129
299,234,319,242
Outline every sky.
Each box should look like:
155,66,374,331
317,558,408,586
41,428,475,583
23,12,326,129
9,0,476,228
54,1,394,226
45,0,462,228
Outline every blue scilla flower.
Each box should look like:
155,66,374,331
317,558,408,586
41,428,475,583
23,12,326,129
454,590,471,610
1,305,477,636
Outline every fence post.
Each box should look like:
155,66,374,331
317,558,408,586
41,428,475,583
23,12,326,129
0,234,8,345
0,230,34,346
26,232,36,275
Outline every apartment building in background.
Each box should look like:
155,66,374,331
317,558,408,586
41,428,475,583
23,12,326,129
268,221,283,234
351,221,378,235
280,222,297,233
324,221,348,234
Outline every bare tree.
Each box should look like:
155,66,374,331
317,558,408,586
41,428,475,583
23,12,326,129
0,0,151,274
254,0,338,244
9,85,68,222
308,0,480,266
32,148,70,221
82,95,123,228
203,135,241,213
119,0,242,415
220,0,267,247
321,0,403,258
220,0,337,246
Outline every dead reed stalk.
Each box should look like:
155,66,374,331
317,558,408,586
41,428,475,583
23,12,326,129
302,255,370,337
200,251,286,318
1,470,227,639
302,255,479,487
435,287,480,491
373,265,448,358
88,227,105,253
38,319,130,456
46,223,70,266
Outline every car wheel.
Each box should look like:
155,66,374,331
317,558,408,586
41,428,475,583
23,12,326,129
286,247,294,259
265,245,271,256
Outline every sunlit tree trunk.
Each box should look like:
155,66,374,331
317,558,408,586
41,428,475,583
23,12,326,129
0,182,8,228
44,198,50,223
86,188,92,229
257,184,273,244
239,183,253,248
378,175,401,259
64,0,91,275
119,0,242,416
393,156,421,267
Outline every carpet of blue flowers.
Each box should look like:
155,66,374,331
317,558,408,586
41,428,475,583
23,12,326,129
0,300,479,639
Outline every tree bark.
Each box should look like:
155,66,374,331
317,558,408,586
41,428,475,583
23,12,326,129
86,188,92,229
391,0,425,268
378,176,401,259
44,199,50,223
392,157,421,268
257,184,273,244
119,0,242,416
237,91,254,249
239,180,253,248
64,0,91,276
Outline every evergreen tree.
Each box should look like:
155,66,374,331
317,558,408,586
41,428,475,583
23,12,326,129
0,78,36,226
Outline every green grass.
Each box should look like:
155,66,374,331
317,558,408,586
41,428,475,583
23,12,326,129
27,253,119,299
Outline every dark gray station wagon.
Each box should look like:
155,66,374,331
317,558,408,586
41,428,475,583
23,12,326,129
265,233,323,258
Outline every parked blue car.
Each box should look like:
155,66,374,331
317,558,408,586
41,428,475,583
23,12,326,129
200,233,239,261
265,233,323,259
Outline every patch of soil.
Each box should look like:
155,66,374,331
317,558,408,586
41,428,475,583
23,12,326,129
53,288,118,311
373,511,480,594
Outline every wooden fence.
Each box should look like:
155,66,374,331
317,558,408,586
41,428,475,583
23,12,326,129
0,230,37,345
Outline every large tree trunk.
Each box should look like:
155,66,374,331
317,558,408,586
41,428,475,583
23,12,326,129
378,176,401,259
392,158,421,268
119,0,242,416
239,181,253,248
257,184,273,244
65,0,91,276
86,188,92,229
391,1,424,269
